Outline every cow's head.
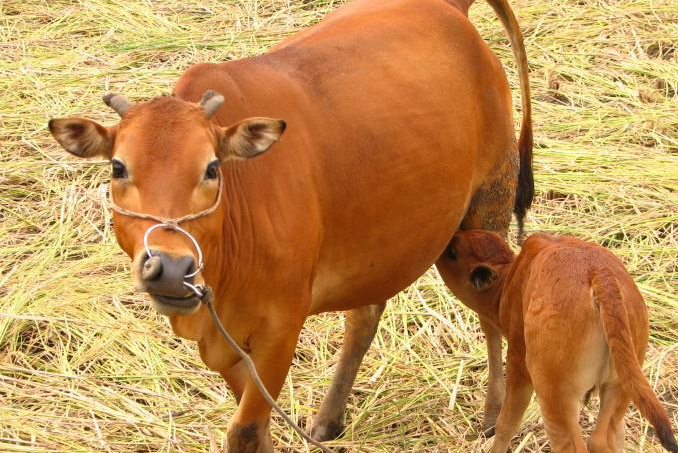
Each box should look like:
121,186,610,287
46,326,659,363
444,230,515,314
49,92,286,316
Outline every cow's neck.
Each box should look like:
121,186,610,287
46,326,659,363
167,162,262,341
213,163,257,295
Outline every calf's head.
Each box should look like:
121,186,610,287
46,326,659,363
48,92,285,316
444,230,516,320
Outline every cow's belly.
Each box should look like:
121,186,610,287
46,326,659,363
309,170,472,314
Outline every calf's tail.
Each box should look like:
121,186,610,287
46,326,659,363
592,267,677,452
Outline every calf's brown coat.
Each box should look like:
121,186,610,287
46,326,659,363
442,231,677,453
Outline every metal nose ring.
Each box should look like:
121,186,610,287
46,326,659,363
143,223,204,279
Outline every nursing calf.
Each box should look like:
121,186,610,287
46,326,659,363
441,231,677,453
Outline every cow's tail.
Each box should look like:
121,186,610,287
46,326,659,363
591,267,678,452
485,0,534,240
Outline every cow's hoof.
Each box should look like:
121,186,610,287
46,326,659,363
310,419,345,441
464,424,495,441
482,425,496,438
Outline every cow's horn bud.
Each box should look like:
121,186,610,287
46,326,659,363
102,93,134,117
199,90,225,118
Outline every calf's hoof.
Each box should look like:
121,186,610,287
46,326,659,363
310,418,345,441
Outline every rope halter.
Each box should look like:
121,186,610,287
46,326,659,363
107,172,224,297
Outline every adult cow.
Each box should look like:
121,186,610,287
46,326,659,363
49,0,533,450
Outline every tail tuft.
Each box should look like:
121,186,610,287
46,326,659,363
657,422,678,453
514,121,533,242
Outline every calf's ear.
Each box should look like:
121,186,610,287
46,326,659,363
469,265,499,292
218,117,286,160
48,117,115,159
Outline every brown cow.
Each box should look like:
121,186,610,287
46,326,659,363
442,230,677,453
48,0,533,450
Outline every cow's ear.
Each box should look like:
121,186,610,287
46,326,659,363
469,265,499,292
48,117,115,159
218,117,286,160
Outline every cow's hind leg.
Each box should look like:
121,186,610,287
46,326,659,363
311,302,386,441
458,145,518,236
437,148,519,435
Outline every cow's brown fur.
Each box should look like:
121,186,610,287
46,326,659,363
442,230,677,453
49,0,533,450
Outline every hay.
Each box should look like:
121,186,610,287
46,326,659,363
1,0,677,451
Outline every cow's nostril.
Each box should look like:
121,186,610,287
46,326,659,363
178,256,196,283
142,255,163,281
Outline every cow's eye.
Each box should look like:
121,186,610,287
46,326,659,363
111,160,128,179
205,161,219,180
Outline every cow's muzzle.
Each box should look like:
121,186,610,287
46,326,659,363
139,250,201,313
138,223,206,315
140,249,196,294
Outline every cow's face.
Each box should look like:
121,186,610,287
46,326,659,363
49,92,285,316
444,230,515,309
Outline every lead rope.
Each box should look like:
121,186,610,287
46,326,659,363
109,174,334,453
185,285,334,453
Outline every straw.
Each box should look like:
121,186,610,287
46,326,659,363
1,0,676,451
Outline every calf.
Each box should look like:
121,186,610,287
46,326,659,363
440,230,677,453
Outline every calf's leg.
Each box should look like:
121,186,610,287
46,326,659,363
436,262,507,434
527,332,590,453
538,395,588,453
311,302,386,441
589,383,629,453
608,395,631,453
489,347,533,453
530,357,588,453
480,318,506,435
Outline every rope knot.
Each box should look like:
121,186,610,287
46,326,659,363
164,220,179,230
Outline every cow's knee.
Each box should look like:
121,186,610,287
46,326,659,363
227,421,272,453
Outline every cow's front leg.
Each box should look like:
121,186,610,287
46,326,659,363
227,318,303,453
221,360,248,404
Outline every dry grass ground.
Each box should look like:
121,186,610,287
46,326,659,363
1,0,677,451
